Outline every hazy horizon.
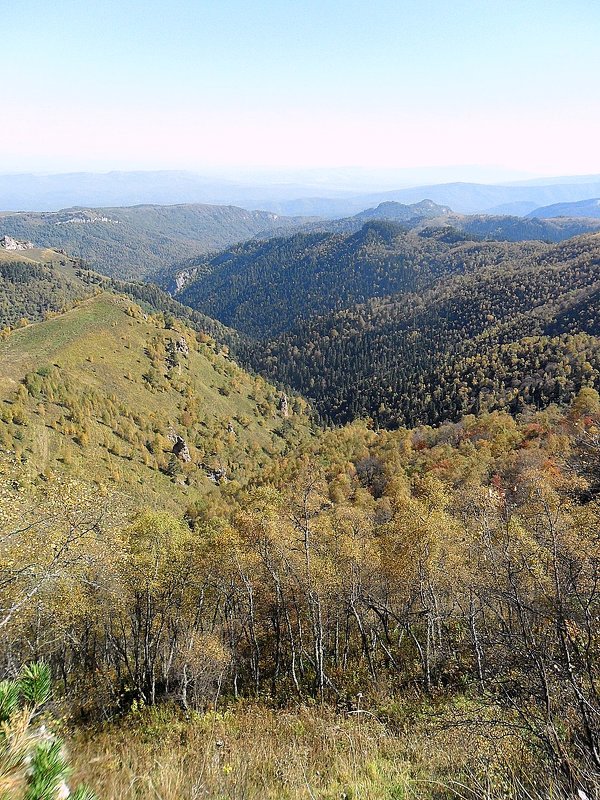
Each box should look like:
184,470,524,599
2,165,600,194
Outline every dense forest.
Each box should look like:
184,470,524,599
251,233,600,426
177,222,544,337
172,222,600,427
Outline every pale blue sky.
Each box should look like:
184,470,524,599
2,0,600,177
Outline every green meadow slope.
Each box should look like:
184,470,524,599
0,293,309,511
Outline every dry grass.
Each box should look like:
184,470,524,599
67,704,445,800
66,701,557,800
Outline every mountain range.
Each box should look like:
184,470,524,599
5,170,600,217
3,194,600,433
2,193,600,796
527,197,600,218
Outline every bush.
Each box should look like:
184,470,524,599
0,662,97,800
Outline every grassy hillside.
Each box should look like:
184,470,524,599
0,203,312,279
0,293,310,510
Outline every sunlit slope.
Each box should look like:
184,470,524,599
0,293,309,509
0,246,62,265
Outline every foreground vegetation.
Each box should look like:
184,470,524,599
0,663,95,799
1,388,599,797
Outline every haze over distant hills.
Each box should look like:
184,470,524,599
294,201,600,243
4,170,600,217
527,198,600,219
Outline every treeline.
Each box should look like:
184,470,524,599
1,394,599,796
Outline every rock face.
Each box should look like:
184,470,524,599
279,392,289,417
174,268,198,293
171,435,191,462
0,235,34,251
206,465,227,484
166,336,189,368
175,336,189,355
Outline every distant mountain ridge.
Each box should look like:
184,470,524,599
296,201,600,242
328,179,600,217
527,198,600,219
4,170,600,217
0,203,312,279
353,199,451,221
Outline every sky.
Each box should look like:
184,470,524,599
2,0,600,180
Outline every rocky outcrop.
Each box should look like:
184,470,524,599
174,268,198,293
175,336,189,355
206,465,227,484
279,392,289,417
169,433,191,462
166,336,189,368
53,211,120,225
0,235,34,251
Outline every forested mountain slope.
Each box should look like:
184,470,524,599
253,233,600,426
0,293,309,510
177,222,543,338
0,203,312,279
